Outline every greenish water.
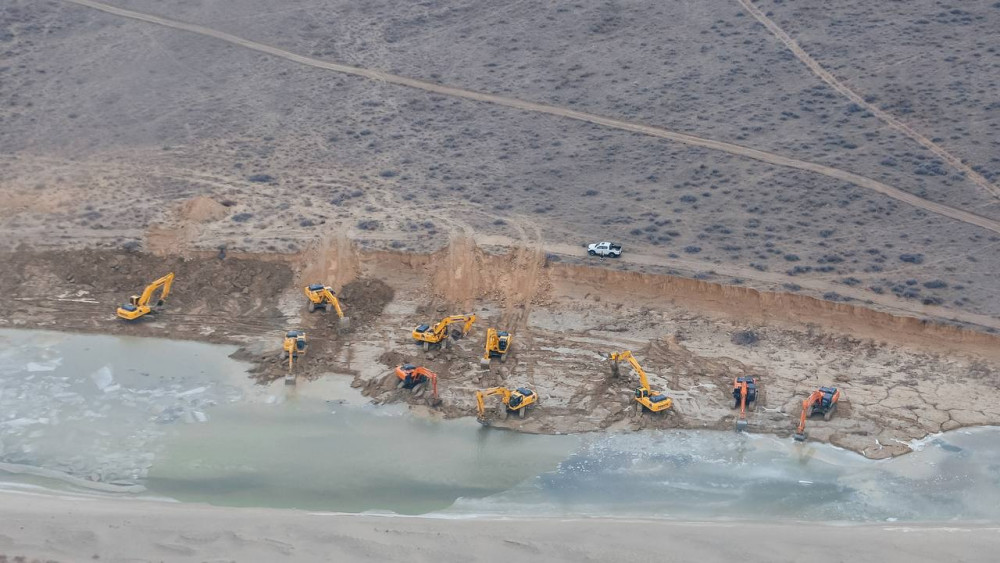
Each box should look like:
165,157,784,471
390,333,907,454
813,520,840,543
3,329,1000,522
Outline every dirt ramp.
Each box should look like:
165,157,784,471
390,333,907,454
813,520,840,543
299,234,361,290
429,238,549,314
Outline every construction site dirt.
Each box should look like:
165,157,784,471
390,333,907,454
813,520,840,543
3,240,999,460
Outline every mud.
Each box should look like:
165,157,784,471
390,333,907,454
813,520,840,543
2,240,1000,459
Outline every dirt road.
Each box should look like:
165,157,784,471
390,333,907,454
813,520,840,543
60,0,1000,236
736,0,1000,199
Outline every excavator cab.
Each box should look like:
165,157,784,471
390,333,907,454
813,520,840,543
303,283,350,331
480,328,513,367
116,273,175,321
794,386,840,441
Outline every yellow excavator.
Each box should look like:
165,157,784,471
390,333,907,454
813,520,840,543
479,328,513,367
608,350,673,415
412,313,476,351
281,330,308,371
475,386,538,425
116,273,175,320
304,284,350,330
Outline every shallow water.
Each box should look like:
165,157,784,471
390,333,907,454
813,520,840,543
2,329,1000,521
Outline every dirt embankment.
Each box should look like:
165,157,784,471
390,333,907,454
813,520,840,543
2,241,1000,458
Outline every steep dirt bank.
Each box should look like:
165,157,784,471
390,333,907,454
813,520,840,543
2,242,999,459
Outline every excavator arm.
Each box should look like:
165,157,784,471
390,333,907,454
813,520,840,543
795,391,822,437
483,328,498,360
794,387,839,441
733,377,757,432
412,367,438,399
608,351,651,391
475,387,511,421
139,272,174,307
434,314,476,338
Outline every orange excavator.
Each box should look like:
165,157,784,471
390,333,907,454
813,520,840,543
394,364,439,402
794,387,841,441
732,376,758,432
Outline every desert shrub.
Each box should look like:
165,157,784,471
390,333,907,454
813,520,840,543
357,220,380,231
379,170,398,178
583,189,599,196
923,280,947,289
731,330,759,346
899,253,925,264
248,174,274,183
683,246,701,254
300,219,315,227
784,254,800,261
232,213,253,222
122,240,141,252
783,283,801,291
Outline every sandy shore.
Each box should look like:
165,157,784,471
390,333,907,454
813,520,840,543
0,491,997,562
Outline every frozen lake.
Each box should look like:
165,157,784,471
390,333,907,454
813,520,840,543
2,329,999,521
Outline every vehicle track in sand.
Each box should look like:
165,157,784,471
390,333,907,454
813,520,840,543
735,0,1000,199
61,0,1000,237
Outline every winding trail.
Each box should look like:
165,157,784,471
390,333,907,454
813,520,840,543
736,0,1000,199
61,0,1000,236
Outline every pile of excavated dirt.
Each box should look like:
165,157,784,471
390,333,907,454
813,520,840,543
339,278,394,327
0,249,292,340
177,196,228,223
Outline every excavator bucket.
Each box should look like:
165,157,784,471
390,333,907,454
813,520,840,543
736,418,748,432
793,432,807,442
480,356,491,368
338,317,351,332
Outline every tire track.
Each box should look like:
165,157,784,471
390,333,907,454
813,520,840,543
736,0,1000,199
61,0,1000,237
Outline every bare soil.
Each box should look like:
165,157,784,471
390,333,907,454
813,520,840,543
3,241,1000,460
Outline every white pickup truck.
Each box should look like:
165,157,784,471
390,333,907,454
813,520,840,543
587,242,623,257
